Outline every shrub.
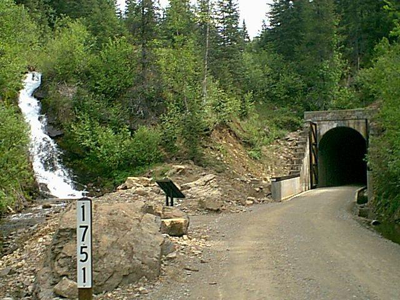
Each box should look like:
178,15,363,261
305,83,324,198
0,104,35,213
362,38,400,220
0,0,39,100
36,19,93,83
68,114,162,180
86,38,136,100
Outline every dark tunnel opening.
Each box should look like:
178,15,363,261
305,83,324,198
318,127,367,187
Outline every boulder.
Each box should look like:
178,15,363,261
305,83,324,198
118,177,153,190
53,277,77,299
181,174,216,191
142,202,163,217
358,207,370,219
166,165,187,177
199,198,224,212
161,219,189,237
161,237,176,256
46,125,64,138
162,206,188,220
245,200,254,206
35,201,165,296
126,177,152,188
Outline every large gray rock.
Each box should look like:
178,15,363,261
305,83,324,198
162,206,188,220
35,200,165,297
180,174,224,212
53,277,77,299
199,198,224,212
181,174,216,190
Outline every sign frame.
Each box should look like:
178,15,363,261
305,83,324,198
156,179,185,207
76,198,93,298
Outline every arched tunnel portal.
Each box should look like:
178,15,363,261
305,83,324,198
318,127,367,187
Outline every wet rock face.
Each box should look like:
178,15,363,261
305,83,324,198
35,201,165,297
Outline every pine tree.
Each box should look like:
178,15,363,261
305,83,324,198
159,0,205,160
213,0,244,90
241,20,250,44
296,0,343,110
162,0,196,46
124,0,162,119
263,0,303,60
335,0,394,70
197,0,220,103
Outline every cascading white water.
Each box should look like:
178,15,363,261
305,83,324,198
18,72,83,199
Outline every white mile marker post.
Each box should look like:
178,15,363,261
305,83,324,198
77,198,93,299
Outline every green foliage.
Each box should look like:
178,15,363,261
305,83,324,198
68,114,162,181
0,0,39,100
37,19,93,83
158,36,205,159
335,0,394,70
242,48,305,106
0,104,35,213
0,0,37,212
362,38,400,220
229,103,301,162
86,37,136,100
206,82,241,125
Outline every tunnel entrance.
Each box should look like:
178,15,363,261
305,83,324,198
318,127,367,187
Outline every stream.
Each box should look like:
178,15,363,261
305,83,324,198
18,72,83,199
1,72,84,256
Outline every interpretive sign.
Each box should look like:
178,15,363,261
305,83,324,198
77,198,93,290
156,179,185,207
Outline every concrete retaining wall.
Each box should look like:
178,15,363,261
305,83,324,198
272,176,302,201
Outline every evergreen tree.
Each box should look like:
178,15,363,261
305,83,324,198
241,20,250,44
162,0,196,46
261,0,302,60
124,0,162,120
296,0,342,110
159,0,205,159
197,0,219,103
335,0,394,70
45,0,125,47
213,0,244,90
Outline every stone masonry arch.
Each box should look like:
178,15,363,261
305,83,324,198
301,109,373,192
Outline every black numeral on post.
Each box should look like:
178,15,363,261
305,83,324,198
81,204,85,222
80,225,88,242
80,246,88,262
82,267,86,283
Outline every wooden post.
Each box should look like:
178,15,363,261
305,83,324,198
79,288,93,300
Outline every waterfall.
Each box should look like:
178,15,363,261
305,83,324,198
18,72,83,199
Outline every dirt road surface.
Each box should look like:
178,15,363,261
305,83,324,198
146,186,400,300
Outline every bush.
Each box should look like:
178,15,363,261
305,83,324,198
362,38,400,220
0,104,35,213
68,114,162,182
86,38,136,100
36,19,93,83
0,0,39,100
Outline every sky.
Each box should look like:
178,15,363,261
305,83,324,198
117,0,273,39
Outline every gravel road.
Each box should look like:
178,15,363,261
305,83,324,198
146,186,400,300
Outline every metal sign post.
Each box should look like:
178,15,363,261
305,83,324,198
156,179,185,207
77,198,93,300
